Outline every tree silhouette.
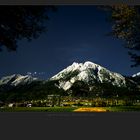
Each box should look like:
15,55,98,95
0,6,56,51
102,5,140,67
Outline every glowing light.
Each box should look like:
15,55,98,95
74,107,107,112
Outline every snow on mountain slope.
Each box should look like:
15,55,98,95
50,61,126,90
0,74,38,87
132,72,140,77
131,72,140,85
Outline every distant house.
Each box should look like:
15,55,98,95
26,104,32,107
47,95,61,107
8,103,15,107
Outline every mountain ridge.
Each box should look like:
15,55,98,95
0,61,140,102
50,61,129,90
0,61,139,91
0,74,39,90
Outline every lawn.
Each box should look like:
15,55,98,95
0,107,77,112
74,106,140,112
1,106,140,112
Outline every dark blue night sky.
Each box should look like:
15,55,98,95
0,6,139,79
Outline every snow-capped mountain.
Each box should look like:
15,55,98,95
0,62,139,92
0,74,38,87
0,62,139,102
132,72,140,78
50,61,127,90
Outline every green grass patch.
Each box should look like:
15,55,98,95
0,107,77,112
104,106,140,112
1,106,140,112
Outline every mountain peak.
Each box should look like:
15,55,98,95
67,61,102,72
72,61,99,66
84,61,97,66
50,61,127,90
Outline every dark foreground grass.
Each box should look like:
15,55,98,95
0,107,77,112
1,106,140,112
104,106,140,112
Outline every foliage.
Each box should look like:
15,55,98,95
0,78,140,103
68,80,140,99
69,80,90,97
102,5,140,67
0,6,56,51
0,80,67,102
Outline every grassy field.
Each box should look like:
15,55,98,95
1,106,140,112
0,107,77,112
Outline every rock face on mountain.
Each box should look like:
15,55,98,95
50,61,127,90
0,74,38,89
